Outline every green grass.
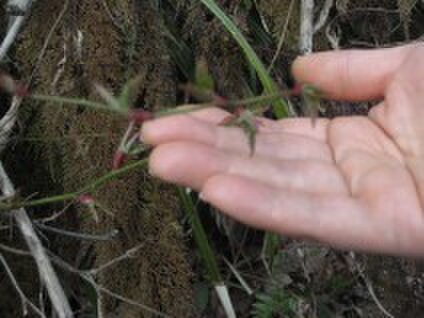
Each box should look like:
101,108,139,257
199,0,289,119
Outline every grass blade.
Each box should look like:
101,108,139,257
177,188,236,317
199,0,288,118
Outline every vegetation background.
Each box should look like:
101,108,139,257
0,0,423,317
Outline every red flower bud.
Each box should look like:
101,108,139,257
78,194,95,205
290,83,304,96
129,110,154,124
112,150,127,170
14,83,30,98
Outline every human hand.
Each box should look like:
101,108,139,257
142,43,424,257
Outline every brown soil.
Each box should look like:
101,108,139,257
8,0,194,317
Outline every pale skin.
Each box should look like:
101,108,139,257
141,43,424,257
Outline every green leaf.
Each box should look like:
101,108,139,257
301,84,322,126
119,75,143,110
194,58,215,91
93,83,124,112
194,282,210,313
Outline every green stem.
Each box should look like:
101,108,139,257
0,159,148,211
155,104,209,117
31,94,127,116
227,91,293,108
155,90,294,118
177,188,222,283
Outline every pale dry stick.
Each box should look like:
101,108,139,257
7,0,33,23
0,163,74,318
0,0,34,62
349,253,395,318
325,22,341,49
86,243,145,276
0,242,31,256
0,253,46,317
35,222,119,241
28,0,69,85
0,97,19,154
38,202,73,224
100,0,126,31
300,0,315,54
47,250,171,318
0,242,167,317
313,0,334,33
267,0,295,72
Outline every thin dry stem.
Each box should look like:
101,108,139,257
0,253,46,317
300,0,315,54
0,162,74,318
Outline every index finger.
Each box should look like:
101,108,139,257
292,44,416,101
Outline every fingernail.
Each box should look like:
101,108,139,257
140,122,152,142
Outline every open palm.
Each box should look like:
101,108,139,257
142,44,424,257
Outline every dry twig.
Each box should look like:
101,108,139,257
0,253,46,317
300,0,315,54
0,162,74,318
1,0,35,62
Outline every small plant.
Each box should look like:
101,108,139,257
252,287,300,318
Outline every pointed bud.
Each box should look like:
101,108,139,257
78,194,95,206
14,83,30,98
112,150,127,170
290,83,304,96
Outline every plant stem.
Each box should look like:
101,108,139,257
0,159,148,212
177,188,221,282
155,89,295,117
31,94,127,115
226,90,294,108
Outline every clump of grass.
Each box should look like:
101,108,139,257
200,0,289,119
252,287,300,318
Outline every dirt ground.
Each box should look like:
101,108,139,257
0,0,423,317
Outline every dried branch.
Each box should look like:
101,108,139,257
268,0,295,72
0,97,20,155
0,253,46,317
86,243,145,276
0,162,74,318
34,222,119,241
0,241,168,317
47,250,170,318
1,0,35,62
314,0,334,33
347,253,395,318
300,0,315,54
